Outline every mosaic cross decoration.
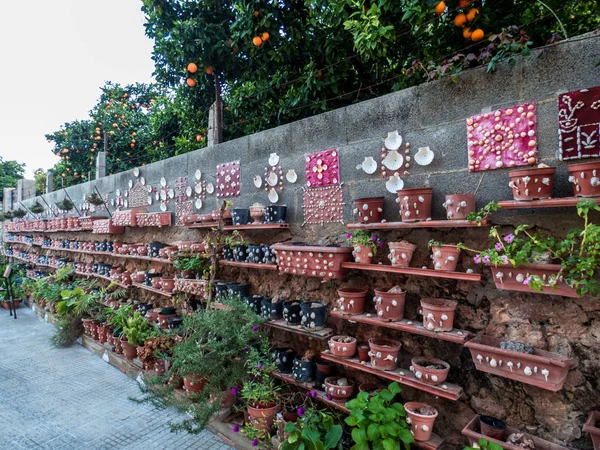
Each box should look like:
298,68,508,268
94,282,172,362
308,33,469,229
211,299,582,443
559,85,600,160
128,181,148,209
176,201,193,226
302,184,345,226
216,161,241,198
467,102,538,172
174,176,189,203
305,149,339,187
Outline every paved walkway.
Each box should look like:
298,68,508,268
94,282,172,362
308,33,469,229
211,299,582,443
0,305,234,450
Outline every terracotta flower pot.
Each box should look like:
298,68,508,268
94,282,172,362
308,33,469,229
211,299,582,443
247,403,279,431
81,318,94,336
336,287,367,315
396,188,433,222
136,345,145,358
583,412,600,450
358,383,383,396
508,167,556,201
183,374,207,393
489,263,578,298
120,338,137,360
368,338,401,371
388,241,416,267
443,194,476,220
316,360,334,375
151,278,162,289
160,277,175,292
353,197,384,224
271,244,353,280
373,288,405,322
479,415,506,441
89,320,100,340
97,325,108,344
352,243,374,265
324,377,355,400
431,244,460,272
410,357,450,385
357,345,370,362
328,335,357,358
420,298,457,332
568,160,600,197
405,402,438,442
154,359,167,375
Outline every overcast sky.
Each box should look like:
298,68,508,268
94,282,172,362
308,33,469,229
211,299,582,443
0,0,155,178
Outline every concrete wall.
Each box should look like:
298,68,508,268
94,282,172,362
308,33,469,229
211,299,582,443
14,32,600,448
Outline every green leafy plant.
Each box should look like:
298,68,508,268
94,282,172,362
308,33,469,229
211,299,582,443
56,198,74,211
346,230,383,254
173,252,210,277
464,438,504,450
345,382,413,450
224,230,248,247
12,209,27,219
86,193,105,206
281,407,343,450
107,303,134,336
427,239,444,249
459,200,600,296
123,312,153,346
466,201,501,226
29,202,45,214
241,342,281,408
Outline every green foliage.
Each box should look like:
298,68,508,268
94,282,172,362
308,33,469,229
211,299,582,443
466,201,501,226
56,198,74,212
345,382,413,450
123,312,153,346
346,230,383,255
86,193,105,206
51,312,84,347
241,341,281,407
56,287,101,318
0,157,25,201
12,209,26,219
224,230,248,247
34,169,46,196
173,252,210,276
29,201,45,214
464,438,504,450
107,304,134,335
281,407,343,450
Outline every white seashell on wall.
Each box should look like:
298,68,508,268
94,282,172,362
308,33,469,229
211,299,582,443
414,147,434,166
253,175,262,188
384,130,402,150
286,169,298,183
362,156,378,174
386,175,404,193
268,153,280,166
268,188,279,203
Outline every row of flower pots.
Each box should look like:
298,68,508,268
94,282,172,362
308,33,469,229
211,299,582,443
5,216,105,233
222,243,277,265
272,243,353,279
183,205,288,226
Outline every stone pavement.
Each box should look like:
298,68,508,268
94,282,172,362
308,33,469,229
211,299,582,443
0,305,234,450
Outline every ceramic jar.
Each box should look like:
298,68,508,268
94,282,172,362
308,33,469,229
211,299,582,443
508,166,556,201
353,197,384,224
420,298,457,332
443,194,476,220
396,188,433,222
568,160,600,197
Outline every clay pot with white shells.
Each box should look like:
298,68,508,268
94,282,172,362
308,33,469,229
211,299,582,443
508,166,555,201
373,287,406,322
405,403,438,442
443,194,476,220
336,287,367,315
396,188,433,222
352,244,374,264
328,335,357,358
353,197,384,224
324,377,355,400
368,338,401,371
420,298,457,332
430,243,461,272
388,241,416,268
568,160,600,197
410,357,450,385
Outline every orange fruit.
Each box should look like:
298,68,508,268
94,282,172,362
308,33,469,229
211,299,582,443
253,36,263,47
317,70,323,79
466,8,479,21
206,66,214,75
253,10,259,17
228,39,233,46
132,132,137,136
187,62,198,73
261,32,269,41
463,27,473,39
471,28,484,41
458,0,470,7
233,46,239,54
454,13,467,27
434,1,446,15
196,134,203,142
130,143,135,148
186,78,196,87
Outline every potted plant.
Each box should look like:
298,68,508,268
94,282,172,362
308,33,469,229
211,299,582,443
324,376,355,400
280,406,343,450
122,312,153,359
346,230,382,264
271,243,353,280
345,382,414,450
428,239,461,272
12,209,27,220
353,197,384,224
225,231,249,262
463,438,504,450
404,402,438,442
56,198,75,212
466,201,501,226
86,193,105,206
459,199,600,297
410,357,450,385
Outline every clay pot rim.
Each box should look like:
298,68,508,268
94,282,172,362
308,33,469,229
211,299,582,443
567,160,600,171
396,187,433,195
358,383,384,392
411,356,450,373
404,402,439,419
368,337,401,350
300,300,327,310
324,376,355,387
388,241,417,249
272,243,353,254
354,197,384,203
420,298,458,310
337,287,368,296
431,244,459,249
374,287,406,295
283,300,302,307
445,193,475,199
509,167,556,177
479,415,506,430
247,403,279,413
331,335,357,344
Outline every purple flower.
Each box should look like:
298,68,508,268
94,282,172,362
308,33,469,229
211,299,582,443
327,394,333,400
252,325,259,332
252,438,259,446
257,363,263,369
495,243,503,251
244,346,250,351
370,235,377,241
346,233,352,239
500,255,509,264
377,241,383,248
232,424,240,433
297,407,305,417
523,276,532,286
473,254,481,264
231,386,239,395
504,234,515,244
482,255,491,264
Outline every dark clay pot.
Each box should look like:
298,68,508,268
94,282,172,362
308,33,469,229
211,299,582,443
137,303,153,316
479,416,506,441
283,300,302,324
245,294,263,315
292,358,314,383
264,205,287,223
272,348,295,373
148,241,166,259
262,245,276,264
232,208,250,225
261,297,283,320
228,283,249,299
223,245,234,261
215,282,230,299
300,301,328,329
168,316,183,329
247,245,265,264
233,244,248,262
315,370,328,391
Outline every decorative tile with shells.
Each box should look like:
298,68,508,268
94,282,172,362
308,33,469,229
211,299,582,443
381,131,411,178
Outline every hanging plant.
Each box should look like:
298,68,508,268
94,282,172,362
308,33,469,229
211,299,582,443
29,202,45,214
0,211,13,221
56,198,74,211
12,209,27,219
86,193,105,206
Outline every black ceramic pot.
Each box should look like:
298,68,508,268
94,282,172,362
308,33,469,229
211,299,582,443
314,370,328,391
145,272,161,286
232,208,250,226
137,303,152,316
283,300,302,324
215,282,229,299
264,205,287,223
261,297,283,320
233,244,248,262
272,348,295,373
148,241,166,258
246,245,265,264
168,316,183,329
222,245,234,261
161,307,176,316
245,294,263,315
292,358,314,382
300,301,328,329
228,282,250,299
262,245,276,264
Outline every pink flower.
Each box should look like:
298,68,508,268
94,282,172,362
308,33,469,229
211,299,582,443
252,325,259,331
327,394,333,400
504,234,515,244
523,276,532,285
377,241,383,248
501,255,509,264
473,254,481,264
370,235,377,241
482,255,491,264
232,424,240,433
346,233,352,239
495,243,503,251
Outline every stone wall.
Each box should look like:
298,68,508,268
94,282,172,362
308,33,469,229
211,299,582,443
15,32,600,448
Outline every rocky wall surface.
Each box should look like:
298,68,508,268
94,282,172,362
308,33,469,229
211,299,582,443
12,32,600,448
